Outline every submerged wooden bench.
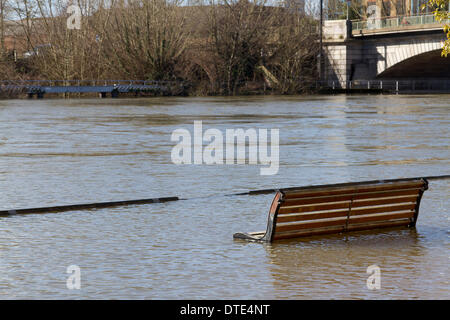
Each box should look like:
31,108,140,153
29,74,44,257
234,178,428,242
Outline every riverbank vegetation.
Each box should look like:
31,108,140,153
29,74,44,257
0,0,320,95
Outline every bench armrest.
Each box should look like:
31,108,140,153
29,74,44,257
233,231,266,241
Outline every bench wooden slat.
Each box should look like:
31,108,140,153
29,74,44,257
276,202,416,224
283,194,355,206
272,219,413,240
351,195,417,207
279,199,415,217
276,218,347,232
233,178,428,242
278,201,350,214
283,181,424,199
350,203,416,216
351,188,422,200
349,211,414,224
283,188,420,207
283,188,421,206
346,219,411,232
277,210,349,223
273,226,346,240
279,199,417,215
350,188,421,200
282,191,419,207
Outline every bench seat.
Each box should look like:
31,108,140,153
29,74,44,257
233,178,428,242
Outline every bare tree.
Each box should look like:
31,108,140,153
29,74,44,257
101,0,190,80
267,9,319,93
202,0,282,94
1,0,321,95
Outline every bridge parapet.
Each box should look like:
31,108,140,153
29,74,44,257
323,20,350,42
351,14,446,36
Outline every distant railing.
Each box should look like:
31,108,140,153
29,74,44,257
318,79,450,93
352,14,446,32
0,79,182,86
0,79,188,97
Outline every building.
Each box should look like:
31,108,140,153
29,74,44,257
362,0,431,18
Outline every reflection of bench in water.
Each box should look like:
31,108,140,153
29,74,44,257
233,178,428,242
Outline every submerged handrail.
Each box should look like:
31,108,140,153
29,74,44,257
1,175,449,217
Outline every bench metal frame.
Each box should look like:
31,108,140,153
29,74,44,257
234,178,428,242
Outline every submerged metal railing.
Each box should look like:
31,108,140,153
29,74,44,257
0,79,187,96
1,175,449,217
0,79,181,86
352,14,446,32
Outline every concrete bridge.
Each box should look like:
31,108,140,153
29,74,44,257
322,14,450,89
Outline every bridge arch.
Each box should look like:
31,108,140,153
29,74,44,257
377,40,449,78
322,22,448,86
377,49,450,79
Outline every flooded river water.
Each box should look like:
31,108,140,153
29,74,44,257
0,95,448,299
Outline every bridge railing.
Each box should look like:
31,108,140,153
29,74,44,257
352,14,445,32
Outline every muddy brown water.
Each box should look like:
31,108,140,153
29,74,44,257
0,95,448,299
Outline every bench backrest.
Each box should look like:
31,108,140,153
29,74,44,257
263,178,428,242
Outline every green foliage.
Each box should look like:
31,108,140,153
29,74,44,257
424,0,450,56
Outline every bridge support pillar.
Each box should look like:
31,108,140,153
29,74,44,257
323,20,381,88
